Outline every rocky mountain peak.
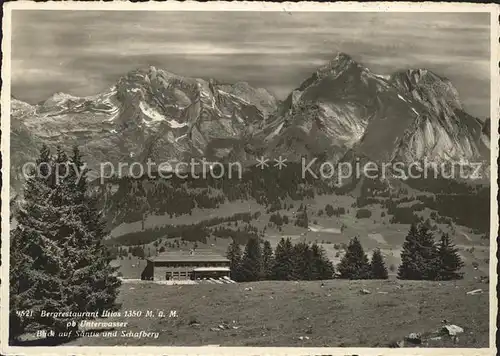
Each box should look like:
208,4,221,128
261,54,488,167
315,52,359,79
42,91,81,107
390,68,463,116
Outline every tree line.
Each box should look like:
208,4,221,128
226,238,335,282
99,162,326,227
336,237,388,279
335,223,464,280
108,211,260,246
228,221,465,282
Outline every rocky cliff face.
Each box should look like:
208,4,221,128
255,53,489,166
388,69,489,163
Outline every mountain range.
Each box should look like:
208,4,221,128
10,52,490,193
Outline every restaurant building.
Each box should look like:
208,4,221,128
141,249,231,281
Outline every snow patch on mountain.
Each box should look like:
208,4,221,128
265,122,284,142
175,134,188,143
397,94,408,103
139,100,188,128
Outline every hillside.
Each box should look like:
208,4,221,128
65,279,489,347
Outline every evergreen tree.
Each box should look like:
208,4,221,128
337,237,371,279
325,204,334,217
436,233,464,280
10,145,68,339
272,238,294,280
9,145,121,342
226,239,242,281
291,242,314,280
239,237,262,282
295,206,309,228
66,146,121,315
398,223,439,280
310,243,335,280
261,240,274,279
370,249,388,279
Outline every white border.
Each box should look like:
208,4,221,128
1,2,498,355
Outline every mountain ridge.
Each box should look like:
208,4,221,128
253,53,489,167
10,52,490,194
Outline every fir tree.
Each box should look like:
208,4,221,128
261,240,274,279
370,249,388,279
291,242,314,280
295,206,309,228
272,238,294,280
10,144,66,339
325,204,334,217
398,223,439,280
226,239,242,281
9,146,121,342
337,237,371,279
63,146,121,316
310,243,335,280
239,237,262,282
436,233,464,280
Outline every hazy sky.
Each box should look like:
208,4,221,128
11,11,491,118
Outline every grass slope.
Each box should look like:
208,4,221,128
68,278,489,347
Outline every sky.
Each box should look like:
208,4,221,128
11,11,491,118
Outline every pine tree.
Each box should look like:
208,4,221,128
337,237,371,279
311,243,335,280
239,237,262,282
398,223,439,280
325,204,335,217
436,233,464,280
261,240,274,279
9,146,121,342
295,206,309,228
291,242,314,280
226,239,242,281
370,249,388,279
64,146,121,316
10,144,67,339
272,238,294,280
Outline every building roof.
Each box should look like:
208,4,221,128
148,249,229,263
